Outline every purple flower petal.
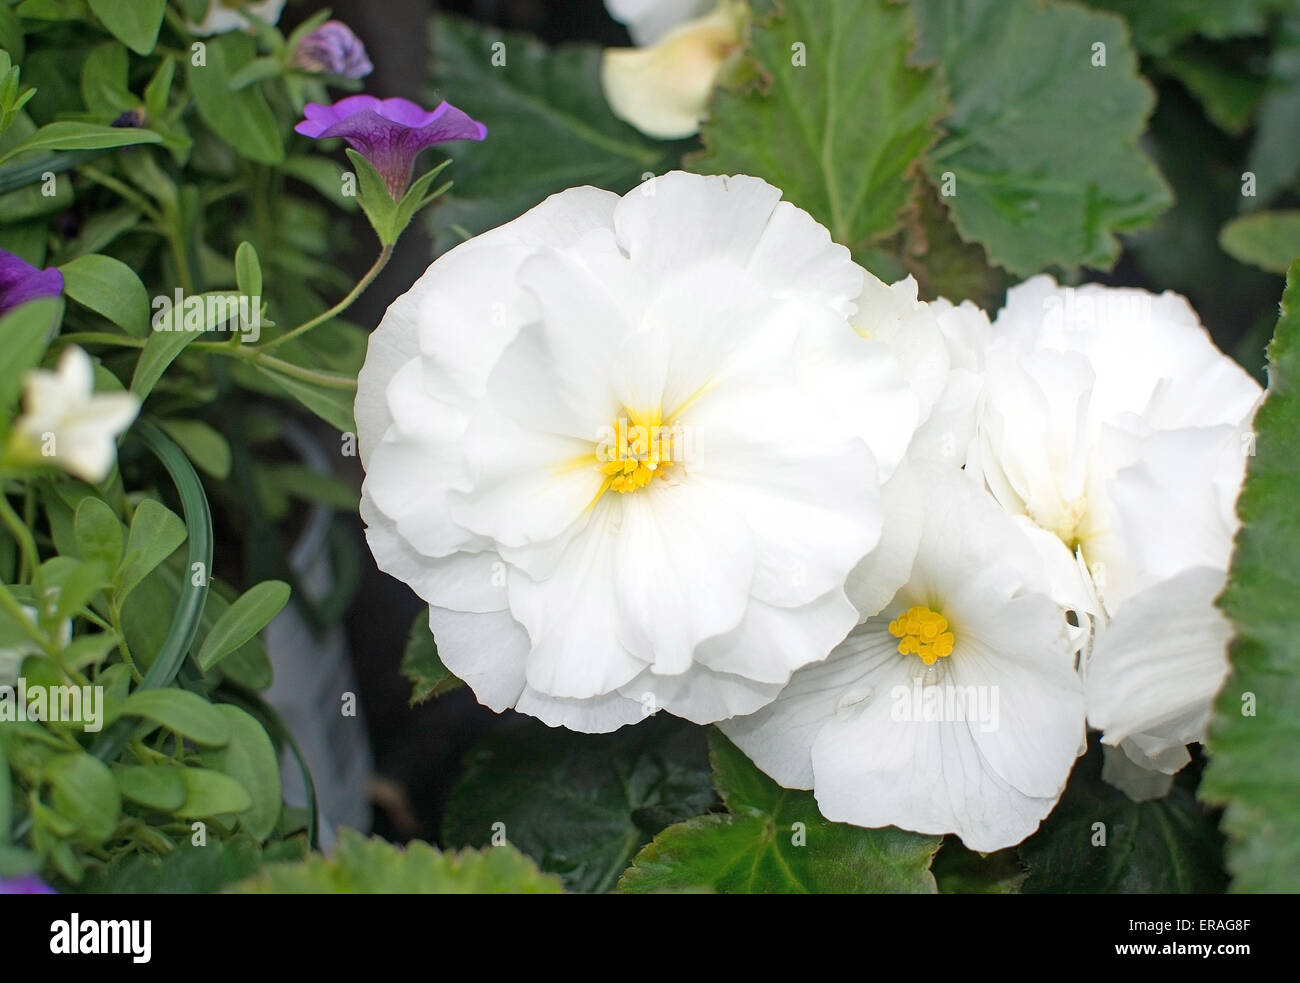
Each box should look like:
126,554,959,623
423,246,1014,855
292,20,374,80
295,96,486,199
0,248,64,319
0,874,56,894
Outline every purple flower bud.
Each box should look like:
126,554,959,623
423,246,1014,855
294,96,487,199
0,247,64,318
292,20,374,80
0,874,56,894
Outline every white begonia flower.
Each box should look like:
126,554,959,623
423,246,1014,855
356,171,924,732
722,466,1085,852
188,0,286,37
605,0,717,45
5,347,139,484
961,276,1261,787
601,0,747,140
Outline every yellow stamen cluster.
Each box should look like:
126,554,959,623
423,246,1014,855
597,412,681,494
888,605,955,666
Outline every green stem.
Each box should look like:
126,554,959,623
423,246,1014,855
255,244,392,354
78,165,163,223
245,353,359,390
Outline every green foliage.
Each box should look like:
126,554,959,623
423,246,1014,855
232,829,565,894
400,611,460,703
443,717,715,893
1021,745,1227,893
618,731,942,893
690,0,945,258
1200,263,1300,892
1220,210,1300,273
913,0,1170,276
428,14,676,252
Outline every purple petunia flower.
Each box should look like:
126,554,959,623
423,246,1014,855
292,20,374,79
0,874,56,894
0,248,64,318
294,96,487,199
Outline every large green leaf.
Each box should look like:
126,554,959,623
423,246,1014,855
443,716,714,893
618,730,941,894
914,0,1170,276
690,0,944,256
78,834,302,894
59,253,150,337
428,15,675,252
199,705,282,841
1021,744,1227,893
1200,262,1300,893
232,829,564,894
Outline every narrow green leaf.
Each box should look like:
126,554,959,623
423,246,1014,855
158,419,231,480
116,498,186,604
196,579,290,672
112,689,232,747
252,363,356,433
0,121,161,165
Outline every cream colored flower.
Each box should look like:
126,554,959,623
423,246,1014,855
5,346,139,483
601,0,747,140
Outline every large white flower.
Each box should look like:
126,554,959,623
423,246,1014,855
723,466,1085,852
357,172,923,732
961,276,1261,790
601,0,746,140
188,0,286,37
4,346,139,484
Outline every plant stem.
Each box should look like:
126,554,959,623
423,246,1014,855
254,243,392,354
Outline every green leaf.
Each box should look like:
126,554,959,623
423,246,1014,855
1200,262,1300,892
0,297,58,430
1160,52,1265,136
913,0,1171,276
232,828,564,894
116,498,186,603
143,56,175,120
79,41,132,115
112,689,232,747
60,632,118,671
60,253,151,337
690,0,944,256
1245,15,1300,206
87,0,164,55
251,363,356,433
932,840,1026,893
1220,211,1300,274
443,717,714,893
234,240,262,299
175,766,252,818
400,611,459,703
196,579,289,672
343,148,399,244
429,14,674,251
1021,742,1226,893
903,182,1007,310
1086,0,1291,56
186,33,284,165
78,834,284,893
618,731,941,894
158,418,231,480
45,752,120,844
112,763,185,811
130,326,201,399
0,121,160,165
200,705,282,841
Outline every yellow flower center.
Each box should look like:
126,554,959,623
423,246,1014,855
888,605,955,666
595,410,685,495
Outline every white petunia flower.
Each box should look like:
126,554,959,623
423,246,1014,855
356,171,923,732
605,0,717,45
601,0,746,140
5,346,139,484
962,276,1261,789
188,0,286,37
722,465,1085,852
